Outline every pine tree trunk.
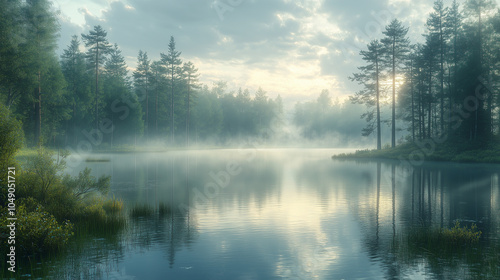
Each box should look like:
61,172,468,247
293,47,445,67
391,39,396,148
95,43,99,130
376,54,381,150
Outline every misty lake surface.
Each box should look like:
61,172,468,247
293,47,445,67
46,149,499,279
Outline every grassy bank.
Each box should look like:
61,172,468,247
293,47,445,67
333,139,500,163
1,148,126,267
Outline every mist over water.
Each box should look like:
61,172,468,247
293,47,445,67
47,149,500,280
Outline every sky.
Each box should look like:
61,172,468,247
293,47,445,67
51,0,475,103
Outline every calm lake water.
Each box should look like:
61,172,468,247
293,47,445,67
38,149,500,279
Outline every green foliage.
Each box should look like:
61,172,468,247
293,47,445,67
129,204,155,218
0,198,73,254
66,197,126,235
404,222,482,255
333,141,500,163
63,167,110,200
0,103,23,207
441,221,482,244
23,147,67,203
0,102,23,170
6,147,125,256
102,197,124,215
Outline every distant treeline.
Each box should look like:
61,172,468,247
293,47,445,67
0,0,283,148
351,0,500,149
293,90,370,144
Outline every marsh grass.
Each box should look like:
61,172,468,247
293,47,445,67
129,204,155,218
396,222,500,279
73,198,126,236
158,202,172,217
441,221,482,244
407,221,482,250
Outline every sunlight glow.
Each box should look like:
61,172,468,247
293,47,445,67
379,74,406,104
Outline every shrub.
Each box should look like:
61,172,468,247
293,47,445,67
62,167,110,200
0,103,24,207
102,197,124,215
72,198,126,234
441,221,482,244
22,147,67,203
0,200,73,255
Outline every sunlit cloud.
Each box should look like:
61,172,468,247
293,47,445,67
54,0,439,102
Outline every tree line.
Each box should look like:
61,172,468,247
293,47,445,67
293,90,369,145
351,0,500,149
0,0,283,148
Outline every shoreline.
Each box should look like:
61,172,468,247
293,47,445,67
332,142,500,164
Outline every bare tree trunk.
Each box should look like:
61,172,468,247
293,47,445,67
95,43,99,130
391,39,396,147
376,54,381,150
38,71,42,146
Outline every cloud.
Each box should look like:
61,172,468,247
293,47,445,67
56,0,439,101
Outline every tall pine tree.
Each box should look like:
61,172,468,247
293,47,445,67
350,40,384,150
82,25,112,130
382,19,410,147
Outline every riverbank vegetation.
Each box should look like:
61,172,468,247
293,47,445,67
0,146,125,257
333,138,500,163
1,102,124,270
393,221,499,279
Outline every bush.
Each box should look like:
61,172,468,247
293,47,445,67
8,147,125,255
62,167,110,200
441,221,482,244
102,197,124,215
0,199,73,255
0,103,24,207
68,197,126,234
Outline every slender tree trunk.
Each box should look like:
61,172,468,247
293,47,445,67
186,75,191,148
450,23,458,134
155,70,158,137
410,58,415,142
439,22,445,134
391,39,396,147
146,75,149,140
38,71,42,146
428,63,433,138
420,78,426,139
171,65,174,144
73,102,76,146
376,54,381,150
95,43,99,130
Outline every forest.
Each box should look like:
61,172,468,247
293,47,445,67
351,0,500,151
1,0,500,152
1,0,500,276
0,0,285,149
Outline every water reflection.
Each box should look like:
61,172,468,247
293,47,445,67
49,150,500,279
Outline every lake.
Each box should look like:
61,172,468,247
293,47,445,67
37,149,500,279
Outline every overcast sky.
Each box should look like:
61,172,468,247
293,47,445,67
51,0,488,102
